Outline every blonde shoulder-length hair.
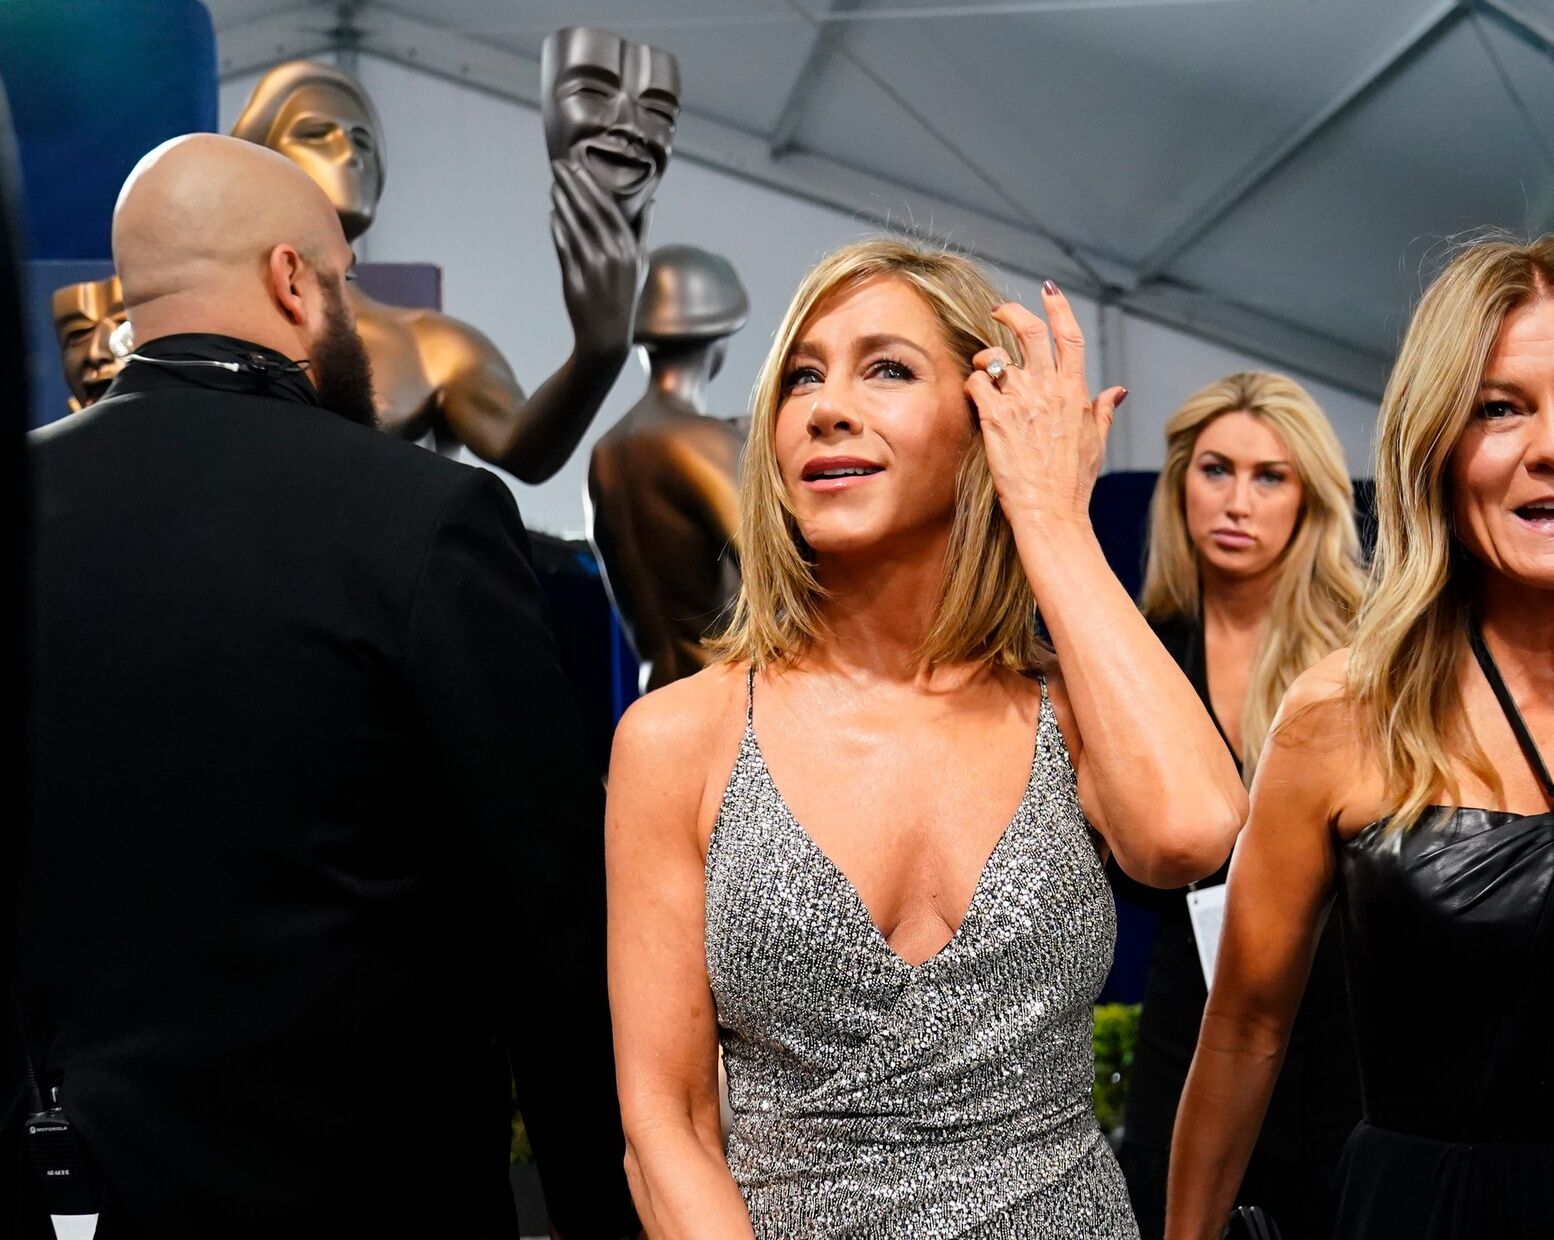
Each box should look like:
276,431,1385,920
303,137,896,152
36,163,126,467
1349,233,1554,828
708,237,1043,672
1141,372,1364,784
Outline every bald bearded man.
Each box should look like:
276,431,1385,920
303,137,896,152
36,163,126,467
21,136,637,1239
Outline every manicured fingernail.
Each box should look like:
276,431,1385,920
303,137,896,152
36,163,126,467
1116,388,1129,406
1042,280,1059,296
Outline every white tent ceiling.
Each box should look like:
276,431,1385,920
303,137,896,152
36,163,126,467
208,0,1554,398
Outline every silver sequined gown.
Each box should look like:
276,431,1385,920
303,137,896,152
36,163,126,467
705,671,1138,1238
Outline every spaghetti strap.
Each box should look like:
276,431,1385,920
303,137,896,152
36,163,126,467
745,664,756,727
1471,621,1554,805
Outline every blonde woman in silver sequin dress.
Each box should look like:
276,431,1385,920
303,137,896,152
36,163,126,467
605,239,1246,1238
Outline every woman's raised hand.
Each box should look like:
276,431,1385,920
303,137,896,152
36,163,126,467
965,282,1126,528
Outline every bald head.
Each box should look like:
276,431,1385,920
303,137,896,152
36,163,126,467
112,134,355,357
116,133,346,302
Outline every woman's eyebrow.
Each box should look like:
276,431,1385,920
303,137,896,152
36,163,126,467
1196,449,1291,466
787,333,928,363
854,332,928,358
1479,377,1530,398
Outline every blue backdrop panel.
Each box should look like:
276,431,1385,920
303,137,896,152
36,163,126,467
25,260,442,430
528,535,637,773
1090,470,1158,600
0,0,217,260
353,262,442,312
1089,471,1161,1005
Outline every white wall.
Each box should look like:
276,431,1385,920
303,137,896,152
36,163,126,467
1113,313,1377,480
222,57,1377,537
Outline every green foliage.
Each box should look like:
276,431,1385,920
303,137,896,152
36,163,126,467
1092,1002,1141,1137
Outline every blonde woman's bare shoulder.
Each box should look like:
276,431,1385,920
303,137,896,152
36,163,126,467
1264,646,1397,838
1274,647,1356,730
613,662,747,761
1256,647,1376,823
1266,647,1362,757
609,662,752,840
1285,646,1351,702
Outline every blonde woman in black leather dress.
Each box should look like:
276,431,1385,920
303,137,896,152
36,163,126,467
1169,237,1554,1238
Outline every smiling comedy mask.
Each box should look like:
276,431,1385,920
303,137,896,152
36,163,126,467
541,26,680,227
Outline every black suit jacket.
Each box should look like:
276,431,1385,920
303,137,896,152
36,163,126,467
21,342,637,1238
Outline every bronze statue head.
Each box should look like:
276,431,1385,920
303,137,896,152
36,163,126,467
635,245,748,369
231,60,385,242
52,274,127,410
541,26,680,227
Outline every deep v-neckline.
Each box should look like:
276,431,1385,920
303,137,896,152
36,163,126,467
744,684,1045,972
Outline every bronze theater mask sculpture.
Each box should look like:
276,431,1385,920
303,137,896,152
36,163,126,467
52,274,128,411
587,245,749,693
541,26,678,231
233,41,679,482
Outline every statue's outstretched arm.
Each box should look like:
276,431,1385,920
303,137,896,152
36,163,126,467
439,161,644,483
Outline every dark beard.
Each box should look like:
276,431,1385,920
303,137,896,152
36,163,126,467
312,274,377,426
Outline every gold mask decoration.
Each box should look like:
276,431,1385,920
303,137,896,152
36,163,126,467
52,274,127,411
231,61,384,242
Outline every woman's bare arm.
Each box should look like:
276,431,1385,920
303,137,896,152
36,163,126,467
1030,529,1244,886
967,287,1245,886
1164,654,1352,1239
606,680,756,1239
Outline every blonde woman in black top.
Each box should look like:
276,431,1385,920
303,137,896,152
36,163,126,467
1117,373,1365,1239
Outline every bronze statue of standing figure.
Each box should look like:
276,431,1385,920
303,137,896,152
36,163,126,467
587,244,749,693
232,31,679,481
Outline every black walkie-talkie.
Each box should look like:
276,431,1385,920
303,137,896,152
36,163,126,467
26,1087,102,1215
